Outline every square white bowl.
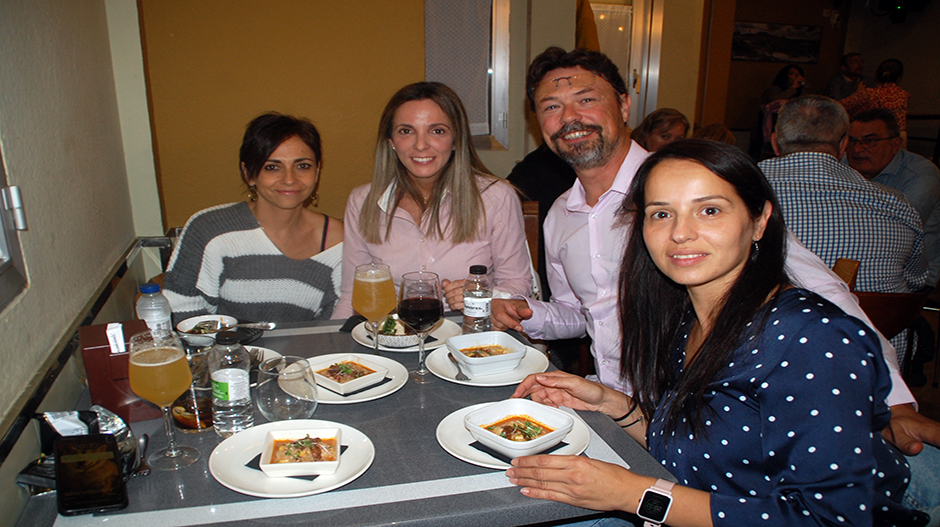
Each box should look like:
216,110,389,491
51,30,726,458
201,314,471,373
176,314,238,335
464,399,574,458
259,429,342,477
447,332,527,376
309,355,389,395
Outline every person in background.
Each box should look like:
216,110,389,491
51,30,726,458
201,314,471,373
333,82,531,318
842,58,910,146
761,96,926,296
762,63,806,104
752,64,807,160
164,113,344,324
847,109,940,288
824,52,875,101
691,122,735,145
508,139,928,527
493,46,940,461
630,108,689,153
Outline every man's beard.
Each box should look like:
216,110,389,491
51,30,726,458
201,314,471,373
550,121,619,170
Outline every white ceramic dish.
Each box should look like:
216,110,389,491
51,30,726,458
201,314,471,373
436,403,590,469
464,399,573,458
375,315,421,348
259,429,342,477
177,314,238,335
425,346,549,386
309,354,389,395
446,332,527,376
209,419,374,498
351,319,460,352
282,353,408,405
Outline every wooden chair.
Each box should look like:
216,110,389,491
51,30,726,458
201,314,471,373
832,258,860,291
855,291,930,382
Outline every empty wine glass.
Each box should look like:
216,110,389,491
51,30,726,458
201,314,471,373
128,330,200,470
256,356,318,421
398,271,443,384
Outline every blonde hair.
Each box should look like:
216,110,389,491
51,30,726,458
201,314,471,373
359,82,498,244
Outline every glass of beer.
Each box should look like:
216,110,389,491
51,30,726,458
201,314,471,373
398,271,443,384
128,330,200,470
352,263,397,352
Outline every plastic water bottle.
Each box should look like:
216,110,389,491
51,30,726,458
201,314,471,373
209,331,253,438
462,265,492,333
136,282,172,333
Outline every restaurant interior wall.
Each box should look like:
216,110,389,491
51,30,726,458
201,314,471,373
0,0,137,522
844,0,940,161
723,0,851,132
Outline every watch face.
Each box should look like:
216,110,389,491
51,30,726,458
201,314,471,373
638,490,671,523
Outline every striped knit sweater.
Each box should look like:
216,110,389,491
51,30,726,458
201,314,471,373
163,202,342,324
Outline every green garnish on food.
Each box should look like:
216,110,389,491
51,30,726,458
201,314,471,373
380,316,398,335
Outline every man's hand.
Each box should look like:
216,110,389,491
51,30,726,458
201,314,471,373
884,404,940,455
492,298,533,332
441,279,465,311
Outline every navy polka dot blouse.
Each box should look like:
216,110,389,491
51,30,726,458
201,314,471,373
646,289,912,526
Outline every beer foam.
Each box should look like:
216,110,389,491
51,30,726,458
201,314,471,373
131,346,184,366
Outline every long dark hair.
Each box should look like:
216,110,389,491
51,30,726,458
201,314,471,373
772,64,804,91
618,139,790,436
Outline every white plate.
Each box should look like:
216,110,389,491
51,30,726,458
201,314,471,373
351,319,461,352
425,346,549,387
436,403,590,469
304,353,408,405
209,419,374,498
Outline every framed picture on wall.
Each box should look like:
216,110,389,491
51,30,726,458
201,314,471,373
731,22,822,63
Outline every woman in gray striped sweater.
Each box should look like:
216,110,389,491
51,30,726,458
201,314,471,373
163,113,344,324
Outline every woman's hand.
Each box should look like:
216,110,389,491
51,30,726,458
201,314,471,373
507,455,642,512
441,279,465,310
512,371,623,416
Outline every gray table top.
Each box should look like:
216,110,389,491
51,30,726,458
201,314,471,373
19,318,672,527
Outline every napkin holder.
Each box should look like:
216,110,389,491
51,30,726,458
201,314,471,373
79,320,162,423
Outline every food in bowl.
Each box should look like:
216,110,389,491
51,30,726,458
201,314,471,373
270,435,338,464
464,399,574,458
375,315,421,348
460,345,511,358
484,415,554,442
316,361,376,384
176,315,238,336
446,332,526,376
309,354,389,395
260,429,342,477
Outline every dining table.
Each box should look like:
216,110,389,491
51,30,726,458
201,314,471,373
17,315,674,527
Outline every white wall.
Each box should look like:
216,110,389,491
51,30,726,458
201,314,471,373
0,0,136,518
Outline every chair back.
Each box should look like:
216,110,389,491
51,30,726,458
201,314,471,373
854,291,929,340
832,258,860,291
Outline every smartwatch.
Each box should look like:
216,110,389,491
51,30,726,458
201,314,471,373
637,478,675,525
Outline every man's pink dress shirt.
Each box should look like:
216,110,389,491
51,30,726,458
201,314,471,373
520,141,914,407
334,177,532,319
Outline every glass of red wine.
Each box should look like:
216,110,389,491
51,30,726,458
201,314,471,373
398,271,444,384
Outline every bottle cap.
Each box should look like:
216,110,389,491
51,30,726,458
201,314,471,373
215,331,240,345
139,282,161,294
469,265,487,275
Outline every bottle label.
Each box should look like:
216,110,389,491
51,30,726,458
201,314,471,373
464,296,491,317
211,369,249,401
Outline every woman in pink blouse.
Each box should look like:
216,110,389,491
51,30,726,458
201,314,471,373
333,82,532,319
842,59,910,144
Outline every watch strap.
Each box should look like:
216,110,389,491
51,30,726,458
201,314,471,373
637,478,675,525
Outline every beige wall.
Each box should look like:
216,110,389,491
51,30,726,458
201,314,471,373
0,0,136,518
656,0,705,126
139,1,426,229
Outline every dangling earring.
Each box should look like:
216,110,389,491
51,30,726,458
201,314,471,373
309,192,319,207
750,240,760,261
247,185,258,202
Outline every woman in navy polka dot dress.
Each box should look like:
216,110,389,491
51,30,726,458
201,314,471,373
509,140,927,526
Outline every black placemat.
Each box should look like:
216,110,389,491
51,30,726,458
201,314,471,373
467,441,569,465
317,376,394,397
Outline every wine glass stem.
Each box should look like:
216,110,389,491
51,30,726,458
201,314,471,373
161,406,182,458
416,333,428,374
371,322,380,353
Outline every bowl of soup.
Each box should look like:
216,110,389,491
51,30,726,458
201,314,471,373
446,332,526,376
309,354,388,395
259,428,341,477
464,399,574,458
